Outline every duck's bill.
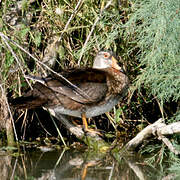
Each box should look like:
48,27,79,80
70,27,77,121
111,56,122,71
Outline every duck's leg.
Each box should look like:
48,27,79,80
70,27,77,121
82,113,89,132
81,113,101,135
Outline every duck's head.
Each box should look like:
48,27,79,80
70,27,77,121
93,51,122,71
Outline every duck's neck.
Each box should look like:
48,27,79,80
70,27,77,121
106,68,129,94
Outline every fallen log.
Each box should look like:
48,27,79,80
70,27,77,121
125,118,180,155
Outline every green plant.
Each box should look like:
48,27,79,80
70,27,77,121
124,0,180,120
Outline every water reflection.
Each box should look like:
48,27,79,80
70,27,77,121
0,148,169,180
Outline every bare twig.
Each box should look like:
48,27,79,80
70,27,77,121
49,112,67,147
156,98,165,119
34,112,52,136
108,162,114,180
0,33,33,90
105,112,116,130
58,0,84,42
54,148,66,169
158,136,179,155
78,0,113,65
0,84,18,142
10,158,18,180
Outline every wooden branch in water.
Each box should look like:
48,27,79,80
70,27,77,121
48,108,109,151
125,118,180,155
50,110,84,138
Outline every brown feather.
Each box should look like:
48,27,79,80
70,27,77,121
10,54,129,116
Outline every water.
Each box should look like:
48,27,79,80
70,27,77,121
0,148,172,180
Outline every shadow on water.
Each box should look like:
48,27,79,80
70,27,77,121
0,148,174,180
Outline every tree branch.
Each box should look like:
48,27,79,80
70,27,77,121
125,118,180,154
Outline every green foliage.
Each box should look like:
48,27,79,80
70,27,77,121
125,0,180,104
168,159,180,180
19,25,30,39
140,143,166,165
123,0,180,160
115,108,123,123
32,31,42,47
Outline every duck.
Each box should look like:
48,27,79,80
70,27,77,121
10,51,129,133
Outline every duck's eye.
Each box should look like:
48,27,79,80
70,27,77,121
103,53,109,58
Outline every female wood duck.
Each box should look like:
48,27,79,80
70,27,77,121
11,51,129,133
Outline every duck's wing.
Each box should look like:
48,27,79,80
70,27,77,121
25,69,108,104
45,68,108,104
10,69,108,109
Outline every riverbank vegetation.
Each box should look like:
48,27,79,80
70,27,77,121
0,0,179,172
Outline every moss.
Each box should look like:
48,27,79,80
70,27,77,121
83,135,110,152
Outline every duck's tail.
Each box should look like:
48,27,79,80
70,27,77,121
9,95,46,109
